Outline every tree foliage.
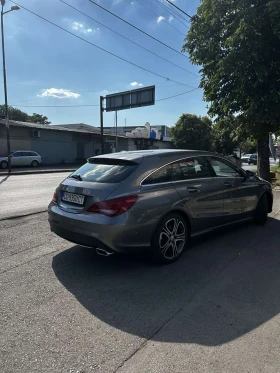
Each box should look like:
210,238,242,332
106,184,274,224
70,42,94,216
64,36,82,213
0,105,50,124
213,116,256,155
213,116,239,155
183,0,280,179
170,114,213,151
27,113,50,124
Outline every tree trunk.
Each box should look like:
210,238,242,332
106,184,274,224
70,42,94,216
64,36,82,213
257,134,270,181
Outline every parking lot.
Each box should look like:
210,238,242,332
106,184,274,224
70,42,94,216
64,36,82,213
1,173,280,373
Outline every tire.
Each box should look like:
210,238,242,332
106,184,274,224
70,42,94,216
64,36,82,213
1,160,8,169
31,160,39,167
254,194,268,225
151,213,188,264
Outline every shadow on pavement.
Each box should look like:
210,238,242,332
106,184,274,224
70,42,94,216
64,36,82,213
0,175,9,185
52,217,280,346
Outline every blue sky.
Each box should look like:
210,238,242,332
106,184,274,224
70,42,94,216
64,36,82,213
2,0,206,128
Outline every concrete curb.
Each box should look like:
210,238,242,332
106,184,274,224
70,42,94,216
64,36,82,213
0,169,76,176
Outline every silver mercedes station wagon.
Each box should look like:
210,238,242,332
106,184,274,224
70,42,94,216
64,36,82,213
48,150,273,264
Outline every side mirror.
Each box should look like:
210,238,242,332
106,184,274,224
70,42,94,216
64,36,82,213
245,170,256,180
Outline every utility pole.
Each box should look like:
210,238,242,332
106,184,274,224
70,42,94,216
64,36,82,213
1,1,20,172
100,96,104,154
1,2,10,172
115,110,118,152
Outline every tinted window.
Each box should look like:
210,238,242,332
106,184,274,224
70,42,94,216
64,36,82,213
12,152,21,157
142,164,173,185
29,152,38,156
209,157,243,177
70,159,138,183
172,157,212,181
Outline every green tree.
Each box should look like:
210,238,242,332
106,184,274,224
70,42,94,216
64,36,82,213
27,113,50,124
183,0,280,180
170,114,213,151
0,105,50,124
0,105,29,121
213,116,239,155
213,116,256,156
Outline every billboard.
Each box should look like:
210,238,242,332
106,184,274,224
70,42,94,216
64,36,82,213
105,86,155,112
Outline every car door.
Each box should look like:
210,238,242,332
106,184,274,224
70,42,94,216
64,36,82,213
208,156,246,223
11,152,22,166
21,151,31,166
171,156,225,233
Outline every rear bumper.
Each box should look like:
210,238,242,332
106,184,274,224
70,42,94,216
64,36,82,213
48,203,157,253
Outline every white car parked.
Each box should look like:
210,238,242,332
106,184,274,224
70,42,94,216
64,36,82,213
0,151,42,169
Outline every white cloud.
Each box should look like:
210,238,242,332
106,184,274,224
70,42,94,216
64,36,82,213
168,15,174,23
71,21,99,34
157,16,165,24
38,88,81,99
130,82,143,87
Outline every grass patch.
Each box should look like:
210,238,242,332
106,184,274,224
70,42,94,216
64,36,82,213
271,165,280,174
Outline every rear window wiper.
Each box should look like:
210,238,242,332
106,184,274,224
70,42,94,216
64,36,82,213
68,174,83,181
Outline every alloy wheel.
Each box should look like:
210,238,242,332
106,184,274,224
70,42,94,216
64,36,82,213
159,218,186,260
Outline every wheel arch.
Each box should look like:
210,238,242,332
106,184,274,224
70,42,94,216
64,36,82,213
257,191,273,213
154,208,192,238
265,191,273,213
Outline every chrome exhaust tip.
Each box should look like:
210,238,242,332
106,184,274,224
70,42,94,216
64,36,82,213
96,248,114,257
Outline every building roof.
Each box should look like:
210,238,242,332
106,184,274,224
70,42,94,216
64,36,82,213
53,123,113,134
0,120,121,137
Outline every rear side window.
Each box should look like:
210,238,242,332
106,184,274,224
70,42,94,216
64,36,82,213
70,159,138,183
142,164,173,185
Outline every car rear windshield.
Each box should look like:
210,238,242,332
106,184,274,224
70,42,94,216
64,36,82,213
70,158,138,183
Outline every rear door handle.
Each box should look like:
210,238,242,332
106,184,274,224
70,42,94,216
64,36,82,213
224,182,233,187
187,187,199,193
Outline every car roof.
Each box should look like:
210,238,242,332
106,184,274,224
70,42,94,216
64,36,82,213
12,150,38,152
90,149,214,162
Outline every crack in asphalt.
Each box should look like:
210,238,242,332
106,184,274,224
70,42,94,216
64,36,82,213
0,210,47,222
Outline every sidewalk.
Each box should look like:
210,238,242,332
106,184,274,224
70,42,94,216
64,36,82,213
0,164,79,176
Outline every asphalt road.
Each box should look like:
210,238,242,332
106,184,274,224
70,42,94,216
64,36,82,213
1,174,280,373
0,172,70,220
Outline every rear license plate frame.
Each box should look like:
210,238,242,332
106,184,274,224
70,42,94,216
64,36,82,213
61,192,85,205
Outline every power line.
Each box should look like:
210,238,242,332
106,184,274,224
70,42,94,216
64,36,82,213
61,0,198,77
165,0,193,20
6,82,103,92
154,0,190,27
157,88,199,101
11,104,99,108
10,88,200,107
88,0,188,59
10,1,196,88
133,0,186,35
162,0,190,23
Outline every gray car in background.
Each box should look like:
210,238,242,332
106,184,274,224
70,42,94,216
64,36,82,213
48,150,273,264
0,150,42,169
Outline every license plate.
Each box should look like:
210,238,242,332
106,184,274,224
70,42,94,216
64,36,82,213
62,192,85,205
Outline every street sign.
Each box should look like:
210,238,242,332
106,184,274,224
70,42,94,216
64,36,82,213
105,86,155,112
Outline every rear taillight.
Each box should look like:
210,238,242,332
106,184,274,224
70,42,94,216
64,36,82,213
87,195,138,217
52,191,57,203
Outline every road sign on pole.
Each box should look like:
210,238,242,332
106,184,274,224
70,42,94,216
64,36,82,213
105,86,155,112
100,86,155,154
